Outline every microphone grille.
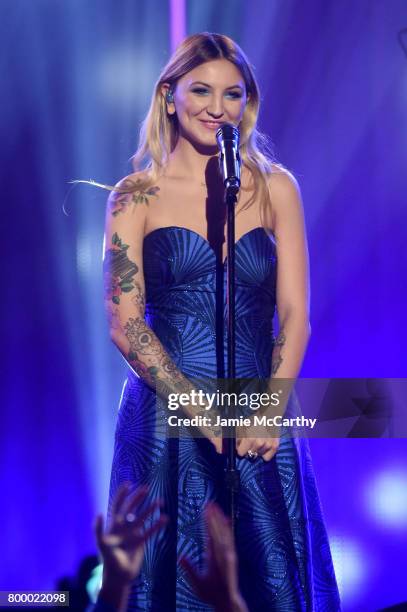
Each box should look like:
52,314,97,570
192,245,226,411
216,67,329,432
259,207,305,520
216,123,240,145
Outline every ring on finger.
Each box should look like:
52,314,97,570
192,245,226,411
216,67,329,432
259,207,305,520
246,449,258,460
125,512,137,524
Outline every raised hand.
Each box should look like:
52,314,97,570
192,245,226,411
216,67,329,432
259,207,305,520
180,502,248,612
95,482,168,584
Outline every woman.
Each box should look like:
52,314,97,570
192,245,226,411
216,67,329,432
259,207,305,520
102,32,341,610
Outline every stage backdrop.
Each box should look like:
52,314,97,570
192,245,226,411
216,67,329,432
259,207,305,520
1,2,406,610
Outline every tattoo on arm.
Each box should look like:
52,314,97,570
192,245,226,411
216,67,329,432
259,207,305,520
271,327,286,376
103,232,140,306
103,231,178,389
123,317,184,388
131,286,146,312
106,305,121,331
123,317,219,429
108,178,160,216
103,230,219,434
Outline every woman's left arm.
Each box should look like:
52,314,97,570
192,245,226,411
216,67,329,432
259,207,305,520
236,168,311,461
269,167,311,380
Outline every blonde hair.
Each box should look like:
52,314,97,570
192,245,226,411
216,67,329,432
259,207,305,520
132,32,282,227
83,32,287,230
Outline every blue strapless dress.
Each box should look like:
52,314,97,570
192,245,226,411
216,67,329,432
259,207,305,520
107,226,341,611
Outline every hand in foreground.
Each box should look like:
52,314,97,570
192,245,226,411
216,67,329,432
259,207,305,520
95,482,168,611
180,502,249,612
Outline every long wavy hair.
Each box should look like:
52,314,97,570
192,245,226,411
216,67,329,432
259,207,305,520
85,32,286,229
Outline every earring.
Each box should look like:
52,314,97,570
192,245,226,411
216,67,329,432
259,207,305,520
166,89,174,103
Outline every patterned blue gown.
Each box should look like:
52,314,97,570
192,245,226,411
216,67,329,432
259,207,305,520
107,225,341,611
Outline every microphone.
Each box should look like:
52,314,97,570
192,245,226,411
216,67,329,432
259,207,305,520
216,123,241,195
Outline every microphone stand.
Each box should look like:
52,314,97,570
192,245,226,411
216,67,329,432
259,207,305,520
223,184,241,535
216,123,242,535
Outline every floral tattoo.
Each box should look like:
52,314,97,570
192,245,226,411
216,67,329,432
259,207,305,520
109,178,160,216
103,232,138,305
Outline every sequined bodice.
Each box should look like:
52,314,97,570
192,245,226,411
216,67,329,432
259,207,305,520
141,225,277,379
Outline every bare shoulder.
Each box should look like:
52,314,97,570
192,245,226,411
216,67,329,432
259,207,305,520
107,169,159,217
267,163,301,198
266,164,304,226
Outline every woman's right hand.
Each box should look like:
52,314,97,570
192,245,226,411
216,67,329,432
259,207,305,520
207,434,223,454
184,395,223,454
194,418,223,454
